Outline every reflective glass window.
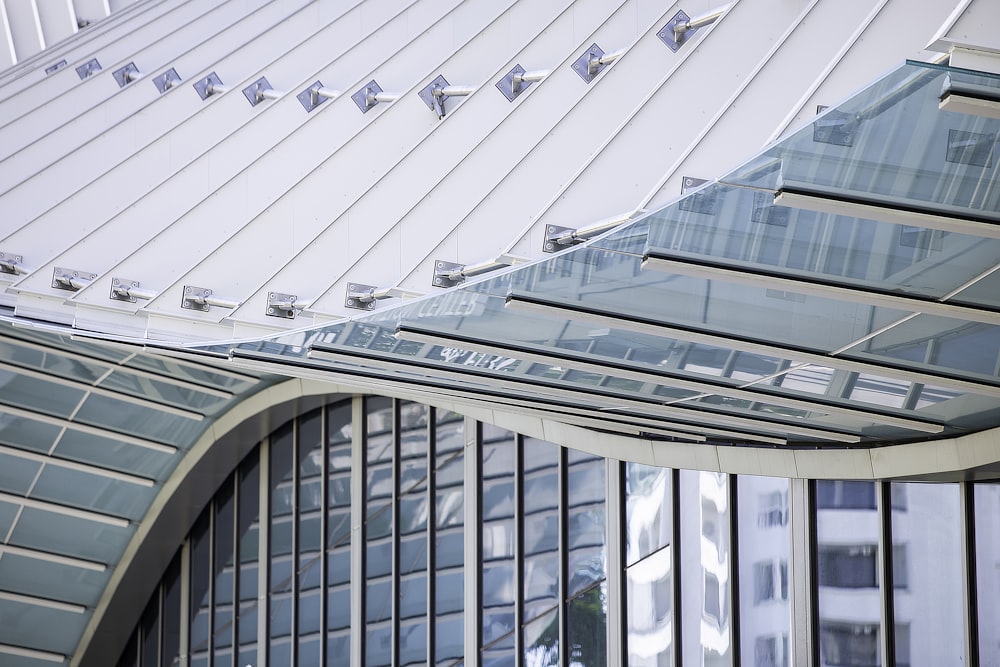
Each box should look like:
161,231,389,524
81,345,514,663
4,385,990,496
298,411,323,658
269,423,295,667
522,438,559,625
890,483,964,666
190,513,211,667
737,476,790,667
399,402,429,667
162,553,181,667
680,470,732,667
816,481,880,667
140,593,159,667
435,410,464,667
213,479,235,665
975,483,1000,666
626,463,673,667
481,424,517,650
238,451,261,666
327,402,352,667
366,397,394,667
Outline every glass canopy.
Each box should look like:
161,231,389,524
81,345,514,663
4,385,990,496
0,319,275,662
216,60,1000,448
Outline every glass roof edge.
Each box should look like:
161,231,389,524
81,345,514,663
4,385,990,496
390,322,948,433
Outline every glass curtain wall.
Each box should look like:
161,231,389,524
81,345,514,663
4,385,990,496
117,395,1000,667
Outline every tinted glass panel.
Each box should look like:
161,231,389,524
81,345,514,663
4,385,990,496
891,483,963,666
738,476,790,667
680,470,732,667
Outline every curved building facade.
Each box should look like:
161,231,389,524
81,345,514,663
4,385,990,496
2,0,1000,665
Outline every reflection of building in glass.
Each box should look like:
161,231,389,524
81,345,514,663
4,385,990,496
3,1,1000,666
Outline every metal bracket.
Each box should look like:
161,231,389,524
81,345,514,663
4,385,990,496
112,62,140,87
109,278,140,303
680,176,708,194
153,68,181,93
75,58,101,80
352,80,383,113
572,44,605,83
266,292,300,319
496,64,530,102
298,81,328,112
0,252,22,275
812,109,855,147
181,285,212,312
51,267,96,291
432,260,465,288
418,75,450,118
543,225,578,253
658,10,695,52
242,77,273,106
345,283,378,311
45,60,67,75
193,72,223,100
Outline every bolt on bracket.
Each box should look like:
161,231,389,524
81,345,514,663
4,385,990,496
496,64,532,102
572,44,606,83
243,77,282,106
52,267,96,292
298,80,340,112
418,75,450,118
153,68,181,93
181,285,212,312
345,283,378,311
266,292,301,319
193,72,225,100
681,176,709,194
0,252,23,275
110,278,141,302
352,80,383,113
75,58,101,79
45,60,67,75
432,261,465,288
112,62,140,87
543,225,578,253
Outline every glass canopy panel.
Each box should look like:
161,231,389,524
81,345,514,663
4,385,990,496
8,507,134,563
219,61,1000,447
0,414,62,454
53,429,178,478
74,393,205,447
98,370,232,415
0,453,41,495
0,596,91,656
635,182,1000,308
719,62,1000,214
0,549,110,607
30,466,156,521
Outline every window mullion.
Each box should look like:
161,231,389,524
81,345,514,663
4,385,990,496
605,460,624,667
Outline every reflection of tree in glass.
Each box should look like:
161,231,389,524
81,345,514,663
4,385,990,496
525,583,608,667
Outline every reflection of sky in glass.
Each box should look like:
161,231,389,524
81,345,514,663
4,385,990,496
210,61,1000,447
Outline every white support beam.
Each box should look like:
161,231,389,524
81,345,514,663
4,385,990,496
0,490,130,527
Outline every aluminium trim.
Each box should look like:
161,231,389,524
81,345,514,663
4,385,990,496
0,590,86,614
0,642,65,663
305,345,860,443
0,443,155,487
503,293,1000,400
0,335,234,398
0,402,178,454
774,186,1000,240
394,325,944,434
0,490,130,528
0,359,205,421
0,543,106,572
230,350,784,445
643,250,1000,328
